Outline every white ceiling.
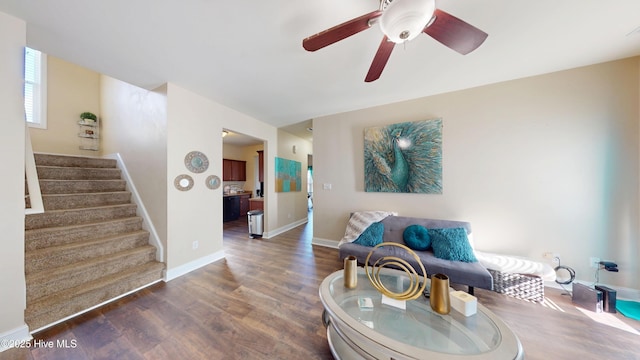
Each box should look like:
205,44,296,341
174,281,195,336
2,0,640,133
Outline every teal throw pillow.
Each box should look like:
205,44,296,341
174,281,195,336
403,225,431,251
353,222,384,247
428,228,477,263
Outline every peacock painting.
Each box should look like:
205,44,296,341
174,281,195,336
364,119,442,193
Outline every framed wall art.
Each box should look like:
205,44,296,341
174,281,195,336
364,118,442,194
275,157,301,192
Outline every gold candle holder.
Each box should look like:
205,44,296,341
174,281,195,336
344,255,358,289
430,273,451,315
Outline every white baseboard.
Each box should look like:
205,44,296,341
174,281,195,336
312,237,339,249
165,251,226,281
0,324,32,353
263,218,308,239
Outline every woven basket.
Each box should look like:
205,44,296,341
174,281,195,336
488,269,544,302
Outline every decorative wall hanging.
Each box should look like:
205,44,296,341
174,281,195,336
275,157,302,192
205,175,221,190
364,118,442,193
174,174,194,191
184,151,209,173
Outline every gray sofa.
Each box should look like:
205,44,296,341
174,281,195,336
338,215,493,294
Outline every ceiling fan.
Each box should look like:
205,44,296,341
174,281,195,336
302,0,488,82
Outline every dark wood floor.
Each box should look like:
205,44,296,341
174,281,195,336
2,214,639,359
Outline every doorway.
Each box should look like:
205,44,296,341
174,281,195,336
221,129,265,236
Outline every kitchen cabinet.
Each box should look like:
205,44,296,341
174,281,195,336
257,150,264,182
223,159,246,181
223,195,240,222
239,193,250,216
249,198,264,211
223,193,251,222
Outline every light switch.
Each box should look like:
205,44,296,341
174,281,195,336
323,183,332,190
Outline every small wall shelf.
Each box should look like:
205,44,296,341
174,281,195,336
78,119,99,151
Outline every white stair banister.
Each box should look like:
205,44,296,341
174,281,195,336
25,124,44,215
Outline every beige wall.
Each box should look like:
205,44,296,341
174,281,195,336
166,83,277,271
313,57,640,289
29,56,101,155
242,144,265,198
276,129,312,228
100,76,168,254
0,11,28,340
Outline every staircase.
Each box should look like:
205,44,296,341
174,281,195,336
24,153,165,331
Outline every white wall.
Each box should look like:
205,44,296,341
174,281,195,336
313,57,640,289
165,83,277,272
0,11,29,342
100,76,168,253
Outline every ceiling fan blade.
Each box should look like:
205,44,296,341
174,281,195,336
423,9,488,55
303,10,382,52
365,36,395,82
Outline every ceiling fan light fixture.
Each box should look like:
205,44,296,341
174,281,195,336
379,0,435,43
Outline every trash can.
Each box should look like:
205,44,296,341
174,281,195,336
247,210,263,238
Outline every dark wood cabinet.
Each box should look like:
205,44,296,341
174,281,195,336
239,194,250,216
232,161,245,181
223,196,240,222
249,199,264,211
224,193,251,221
223,159,233,181
257,150,264,182
223,159,246,181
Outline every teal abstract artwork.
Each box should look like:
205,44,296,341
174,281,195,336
275,157,302,192
364,118,442,193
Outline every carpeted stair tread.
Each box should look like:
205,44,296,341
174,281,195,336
26,152,164,332
27,245,157,302
25,261,165,330
42,191,131,210
25,217,144,251
38,179,127,194
26,230,150,274
25,203,138,230
36,165,122,180
34,153,117,169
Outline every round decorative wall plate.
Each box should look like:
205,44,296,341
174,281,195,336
205,175,221,190
184,151,209,173
174,174,194,191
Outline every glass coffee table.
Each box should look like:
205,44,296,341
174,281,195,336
319,268,524,360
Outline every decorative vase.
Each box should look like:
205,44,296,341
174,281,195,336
344,255,358,289
430,273,451,315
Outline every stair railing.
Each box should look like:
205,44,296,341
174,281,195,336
25,124,44,215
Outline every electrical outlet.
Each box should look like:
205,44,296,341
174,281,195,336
589,257,600,268
192,240,199,250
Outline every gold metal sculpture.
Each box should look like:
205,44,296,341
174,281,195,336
364,242,427,301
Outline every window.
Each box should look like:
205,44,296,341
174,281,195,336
24,47,47,129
